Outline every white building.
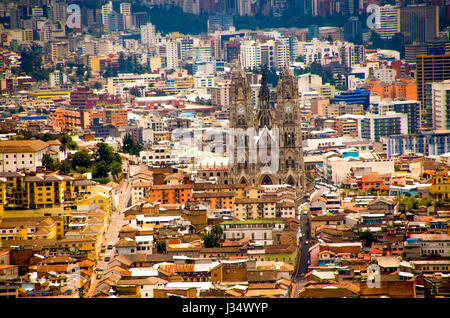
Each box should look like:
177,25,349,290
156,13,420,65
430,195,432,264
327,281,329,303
373,67,397,84
432,79,450,130
302,38,340,66
0,140,54,173
49,69,68,87
135,235,154,254
239,39,290,70
220,220,286,247
141,22,157,45
375,5,399,40
166,40,180,70
107,73,162,96
360,111,409,142
194,73,215,93
139,144,177,166
323,155,395,184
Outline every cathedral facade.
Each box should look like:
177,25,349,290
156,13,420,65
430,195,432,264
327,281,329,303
227,67,306,202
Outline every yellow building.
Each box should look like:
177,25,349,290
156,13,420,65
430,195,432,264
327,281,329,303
150,56,162,72
56,237,100,259
317,84,335,99
78,193,111,214
0,216,62,241
89,56,107,73
234,197,277,220
431,171,450,200
24,175,74,209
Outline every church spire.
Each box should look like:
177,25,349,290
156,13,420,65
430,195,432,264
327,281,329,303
259,68,270,107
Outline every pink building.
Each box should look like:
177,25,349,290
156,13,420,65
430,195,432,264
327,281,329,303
310,98,330,116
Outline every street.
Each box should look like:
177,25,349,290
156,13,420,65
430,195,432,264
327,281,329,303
293,204,312,297
84,178,131,298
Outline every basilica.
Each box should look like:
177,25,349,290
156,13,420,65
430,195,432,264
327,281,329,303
227,67,307,202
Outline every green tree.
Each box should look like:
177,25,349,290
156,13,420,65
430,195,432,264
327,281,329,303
72,151,92,169
109,161,123,179
95,142,121,165
156,240,166,253
129,87,141,97
42,153,57,171
59,160,71,174
357,230,376,248
92,81,103,90
58,133,78,152
122,133,143,156
202,225,223,248
93,161,110,178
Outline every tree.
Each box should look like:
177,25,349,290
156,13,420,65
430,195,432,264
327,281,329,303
72,151,92,169
202,225,223,248
59,160,71,174
58,133,78,151
92,81,103,90
109,161,123,179
42,153,56,171
93,161,110,178
95,142,121,165
357,230,376,248
129,87,141,97
156,240,166,253
122,133,143,156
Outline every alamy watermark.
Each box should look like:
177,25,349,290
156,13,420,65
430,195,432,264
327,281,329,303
66,4,81,30
366,4,381,29
366,264,381,288
172,121,280,174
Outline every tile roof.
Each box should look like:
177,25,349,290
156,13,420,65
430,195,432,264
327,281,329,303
0,139,50,153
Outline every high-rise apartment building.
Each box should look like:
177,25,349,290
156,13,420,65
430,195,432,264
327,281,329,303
166,40,180,70
141,22,157,45
102,1,124,34
431,79,450,130
360,112,408,142
416,54,450,128
387,131,450,157
398,5,439,44
375,5,398,40
373,99,421,134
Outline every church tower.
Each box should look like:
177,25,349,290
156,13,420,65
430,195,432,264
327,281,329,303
276,66,306,201
228,67,253,185
228,67,306,202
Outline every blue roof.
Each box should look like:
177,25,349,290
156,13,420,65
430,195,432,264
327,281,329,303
181,112,196,117
19,115,47,121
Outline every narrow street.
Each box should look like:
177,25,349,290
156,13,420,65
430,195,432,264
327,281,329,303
293,205,312,297
84,178,130,298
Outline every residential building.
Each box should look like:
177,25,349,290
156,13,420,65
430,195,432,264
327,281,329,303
0,140,51,173
431,80,450,130
372,99,421,134
398,5,439,44
375,5,399,40
360,112,408,142
386,130,450,157
219,220,286,247
416,55,450,128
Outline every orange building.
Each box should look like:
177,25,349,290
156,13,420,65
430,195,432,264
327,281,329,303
365,77,417,101
191,192,235,210
91,109,129,127
49,107,91,132
359,174,390,191
146,184,194,205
